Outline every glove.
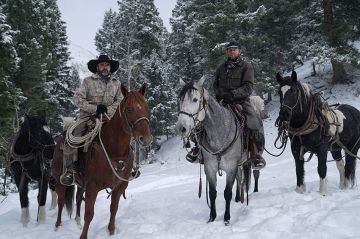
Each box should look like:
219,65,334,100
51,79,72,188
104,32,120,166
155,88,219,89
222,92,234,104
96,104,108,117
217,92,234,104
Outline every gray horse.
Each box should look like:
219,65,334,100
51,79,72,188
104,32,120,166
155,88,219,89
176,78,262,225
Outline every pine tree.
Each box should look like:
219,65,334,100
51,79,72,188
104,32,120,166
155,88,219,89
95,0,176,140
0,4,21,148
4,0,72,132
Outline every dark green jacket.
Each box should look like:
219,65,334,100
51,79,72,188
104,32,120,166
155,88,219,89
213,58,254,103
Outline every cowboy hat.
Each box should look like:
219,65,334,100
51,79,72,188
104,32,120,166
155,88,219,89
226,41,241,49
87,54,119,73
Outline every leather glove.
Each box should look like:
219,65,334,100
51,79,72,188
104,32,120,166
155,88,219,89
217,92,234,104
96,104,108,117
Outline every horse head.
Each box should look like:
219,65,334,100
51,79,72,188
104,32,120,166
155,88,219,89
120,83,153,147
276,71,311,123
176,77,209,138
18,114,54,157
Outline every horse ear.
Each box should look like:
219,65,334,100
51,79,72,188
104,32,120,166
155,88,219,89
179,79,186,87
198,76,206,86
139,83,146,96
121,84,128,97
276,73,283,84
291,71,297,82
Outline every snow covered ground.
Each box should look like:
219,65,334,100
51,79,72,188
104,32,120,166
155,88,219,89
0,65,360,239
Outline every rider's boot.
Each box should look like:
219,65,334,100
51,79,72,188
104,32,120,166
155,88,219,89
60,146,77,186
249,138,266,170
186,145,200,163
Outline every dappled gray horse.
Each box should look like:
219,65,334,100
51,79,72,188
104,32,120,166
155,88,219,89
176,78,253,225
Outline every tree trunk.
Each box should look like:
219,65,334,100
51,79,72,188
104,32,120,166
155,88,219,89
331,59,348,84
323,0,338,46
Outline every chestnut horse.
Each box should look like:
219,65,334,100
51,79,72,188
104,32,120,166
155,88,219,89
51,84,152,239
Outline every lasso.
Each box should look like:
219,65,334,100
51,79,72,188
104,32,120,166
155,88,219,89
64,116,103,148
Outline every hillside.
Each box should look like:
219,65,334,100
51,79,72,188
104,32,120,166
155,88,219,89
0,63,359,238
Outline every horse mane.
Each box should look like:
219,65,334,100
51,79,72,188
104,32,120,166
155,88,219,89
179,82,197,101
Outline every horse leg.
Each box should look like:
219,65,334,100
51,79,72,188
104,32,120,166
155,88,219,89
206,169,217,223
344,146,359,188
80,183,99,239
14,172,30,225
55,184,66,228
331,150,346,189
292,143,305,194
108,183,128,235
224,172,236,225
317,150,328,196
37,177,49,223
76,187,85,225
49,176,58,210
253,169,259,192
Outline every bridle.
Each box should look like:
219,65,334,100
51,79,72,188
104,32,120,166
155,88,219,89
178,87,207,135
280,84,305,120
118,93,150,137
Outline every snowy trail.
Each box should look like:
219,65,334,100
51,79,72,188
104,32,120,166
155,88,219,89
1,74,360,238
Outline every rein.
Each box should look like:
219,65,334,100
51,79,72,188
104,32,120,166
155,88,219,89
178,88,207,137
100,96,150,183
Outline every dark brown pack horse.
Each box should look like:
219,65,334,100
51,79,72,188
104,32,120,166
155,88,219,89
51,84,152,239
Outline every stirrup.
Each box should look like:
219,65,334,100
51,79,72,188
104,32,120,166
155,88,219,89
251,155,266,170
186,147,200,163
60,170,75,186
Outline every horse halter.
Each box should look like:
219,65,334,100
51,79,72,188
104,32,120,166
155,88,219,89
280,84,304,120
119,93,150,137
178,87,207,131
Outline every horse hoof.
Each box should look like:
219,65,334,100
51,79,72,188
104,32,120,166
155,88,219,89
207,217,215,223
224,220,230,226
75,215,81,225
295,184,306,194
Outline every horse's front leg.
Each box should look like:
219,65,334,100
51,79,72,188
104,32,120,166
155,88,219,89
224,171,236,225
14,172,30,225
291,140,305,194
80,183,99,239
204,162,217,223
75,187,84,225
37,176,49,223
55,184,66,228
317,149,328,196
108,182,128,235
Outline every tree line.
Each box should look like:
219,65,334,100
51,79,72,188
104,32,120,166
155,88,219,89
1,0,359,155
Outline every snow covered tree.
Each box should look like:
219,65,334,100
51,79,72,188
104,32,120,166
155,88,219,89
3,0,72,132
96,0,177,140
0,5,21,147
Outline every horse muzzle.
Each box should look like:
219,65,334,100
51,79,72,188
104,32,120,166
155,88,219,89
136,134,153,147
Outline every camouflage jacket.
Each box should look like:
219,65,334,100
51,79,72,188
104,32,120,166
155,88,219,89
73,74,123,118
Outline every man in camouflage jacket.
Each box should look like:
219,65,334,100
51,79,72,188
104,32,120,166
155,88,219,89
60,55,123,186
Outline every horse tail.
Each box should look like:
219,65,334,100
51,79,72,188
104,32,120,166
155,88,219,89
244,163,251,205
64,185,75,217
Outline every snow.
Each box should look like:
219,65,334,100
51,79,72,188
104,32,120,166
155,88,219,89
1,63,360,239
68,42,96,80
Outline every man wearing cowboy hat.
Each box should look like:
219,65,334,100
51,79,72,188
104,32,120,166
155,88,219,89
186,41,266,170
60,54,123,186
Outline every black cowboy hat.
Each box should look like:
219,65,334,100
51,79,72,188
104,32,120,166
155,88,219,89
87,54,120,73
226,41,241,49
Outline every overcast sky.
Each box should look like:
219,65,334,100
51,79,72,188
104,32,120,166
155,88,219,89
57,0,176,55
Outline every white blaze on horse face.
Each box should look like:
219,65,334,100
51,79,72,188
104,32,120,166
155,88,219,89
43,125,50,133
137,103,142,110
281,85,291,98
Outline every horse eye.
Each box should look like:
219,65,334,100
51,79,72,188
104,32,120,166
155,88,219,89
193,98,198,103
